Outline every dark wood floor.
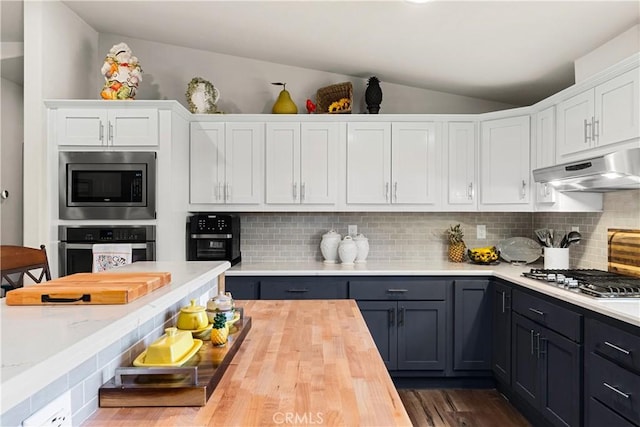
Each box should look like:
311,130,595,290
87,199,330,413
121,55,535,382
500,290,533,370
398,389,531,427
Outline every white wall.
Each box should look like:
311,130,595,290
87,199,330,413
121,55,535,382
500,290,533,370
97,33,515,114
575,24,640,82
23,0,98,248
0,77,24,245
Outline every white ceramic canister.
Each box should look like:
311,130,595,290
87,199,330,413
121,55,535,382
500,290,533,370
338,236,358,265
320,229,342,263
206,292,235,322
354,233,369,263
543,247,569,270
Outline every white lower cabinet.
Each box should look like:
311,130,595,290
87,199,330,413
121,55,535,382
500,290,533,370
265,122,340,205
189,122,264,204
346,122,441,207
445,122,477,210
479,115,531,210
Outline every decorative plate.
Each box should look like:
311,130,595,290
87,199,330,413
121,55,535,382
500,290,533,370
496,237,542,264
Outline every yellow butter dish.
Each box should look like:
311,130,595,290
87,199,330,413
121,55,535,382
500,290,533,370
133,327,202,367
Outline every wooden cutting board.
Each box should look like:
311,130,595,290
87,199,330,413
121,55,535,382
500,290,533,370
608,229,640,278
5,272,172,305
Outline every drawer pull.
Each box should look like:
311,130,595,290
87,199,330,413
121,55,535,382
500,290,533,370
286,288,309,293
528,308,545,316
603,382,630,399
387,289,408,293
604,341,631,355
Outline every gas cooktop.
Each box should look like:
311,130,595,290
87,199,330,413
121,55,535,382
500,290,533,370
522,269,640,298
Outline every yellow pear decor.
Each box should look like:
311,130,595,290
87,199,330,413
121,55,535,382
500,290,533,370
271,82,298,114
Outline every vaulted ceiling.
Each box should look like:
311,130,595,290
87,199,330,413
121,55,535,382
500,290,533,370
3,1,640,105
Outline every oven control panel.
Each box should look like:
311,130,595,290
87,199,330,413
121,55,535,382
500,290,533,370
61,226,154,242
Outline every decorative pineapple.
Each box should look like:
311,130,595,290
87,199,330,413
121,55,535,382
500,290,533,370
210,312,229,346
446,224,466,263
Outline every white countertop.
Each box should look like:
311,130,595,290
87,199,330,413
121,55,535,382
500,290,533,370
229,261,640,328
0,261,229,412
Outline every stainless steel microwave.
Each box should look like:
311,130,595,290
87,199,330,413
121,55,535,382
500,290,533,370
59,151,156,220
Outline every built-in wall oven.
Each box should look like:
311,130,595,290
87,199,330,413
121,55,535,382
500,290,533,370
59,225,155,276
59,151,156,220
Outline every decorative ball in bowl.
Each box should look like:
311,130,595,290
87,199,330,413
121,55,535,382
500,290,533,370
468,246,500,265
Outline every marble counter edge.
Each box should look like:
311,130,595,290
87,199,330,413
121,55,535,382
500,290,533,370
1,261,230,412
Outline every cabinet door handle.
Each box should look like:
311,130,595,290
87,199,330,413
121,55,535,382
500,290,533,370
520,180,526,199
584,119,591,143
286,288,309,293
604,341,631,355
389,307,395,327
467,182,474,200
108,122,114,144
292,182,298,201
301,182,306,202
528,307,545,316
393,182,398,202
386,289,409,293
501,291,506,313
592,117,599,143
399,306,405,326
505,294,511,310
530,330,535,355
539,336,547,358
216,182,222,201
385,182,389,202
99,123,104,143
603,383,630,399
226,183,231,202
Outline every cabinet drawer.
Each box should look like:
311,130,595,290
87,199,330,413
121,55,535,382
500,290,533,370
512,289,582,342
260,278,347,299
349,278,448,300
586,317,640,374
225,277,260,300
586,397,637,427
587,352,640,425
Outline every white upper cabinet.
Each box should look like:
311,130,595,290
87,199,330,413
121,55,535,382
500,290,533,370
557,67,639,162
347,122,440,207
265,122,340,205
391,122,440,205
346,122,391,204
190,122,263,205
534,106,557,204
445,122,477,210
55,108,158,147
479,115,531,210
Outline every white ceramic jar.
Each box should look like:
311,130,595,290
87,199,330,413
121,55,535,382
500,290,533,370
338,236,358,265
354,234,369,263
320,229,342,263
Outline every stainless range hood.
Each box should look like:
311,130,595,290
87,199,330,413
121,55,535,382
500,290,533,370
533,147,640,192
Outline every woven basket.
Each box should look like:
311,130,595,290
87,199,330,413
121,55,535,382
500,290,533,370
316,82,353,114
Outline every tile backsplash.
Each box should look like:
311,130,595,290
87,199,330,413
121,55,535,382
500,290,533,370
534,189,640,270
239,212,533,263
239,189,639,268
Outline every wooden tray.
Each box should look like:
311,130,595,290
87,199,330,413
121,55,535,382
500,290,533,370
98,316,251,407
5,272,172,305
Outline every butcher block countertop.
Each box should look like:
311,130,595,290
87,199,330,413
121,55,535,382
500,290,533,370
228,261,640,328
85,299,412,427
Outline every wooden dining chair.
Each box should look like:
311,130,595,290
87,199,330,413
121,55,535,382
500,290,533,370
0,245,51,296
